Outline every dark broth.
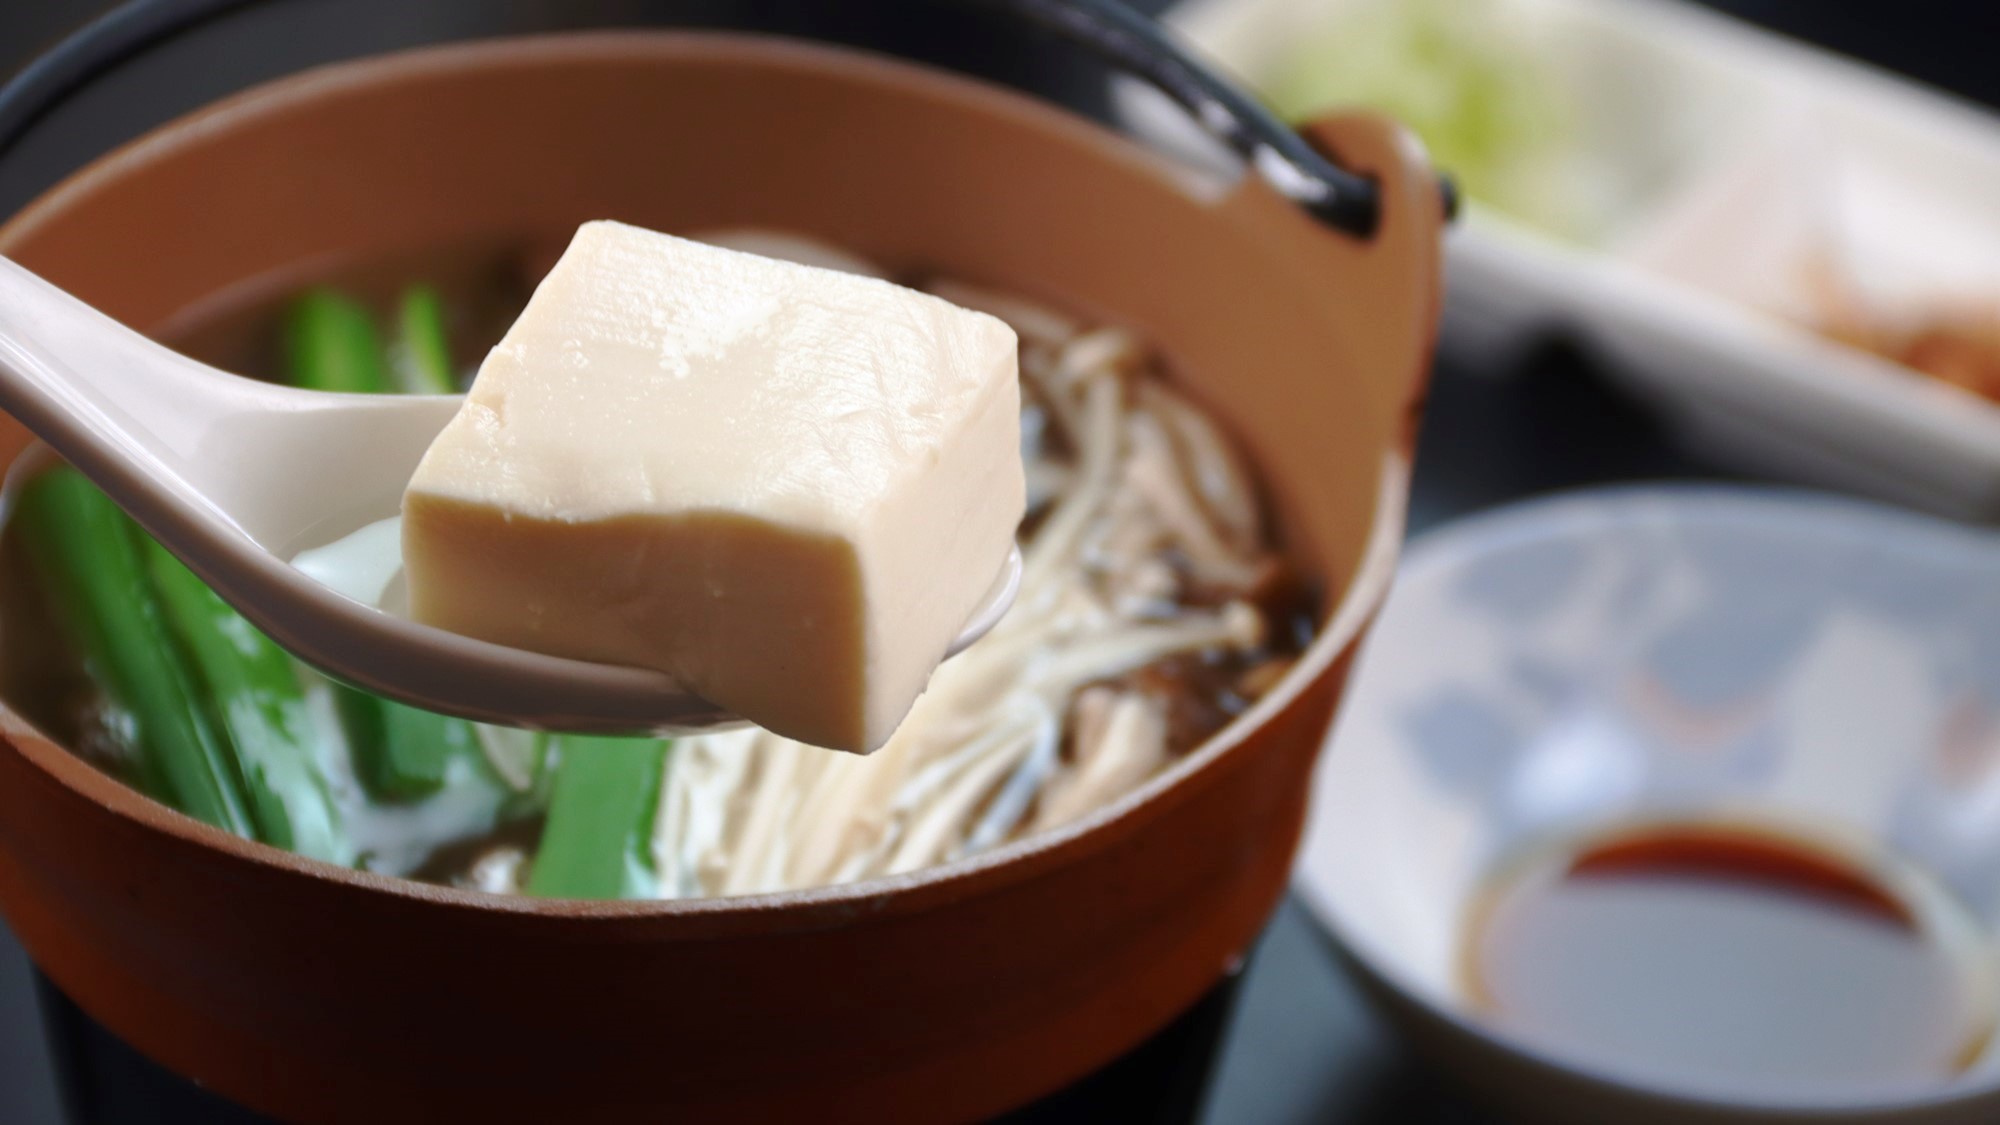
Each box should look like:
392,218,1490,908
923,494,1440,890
1466,821,1993,1096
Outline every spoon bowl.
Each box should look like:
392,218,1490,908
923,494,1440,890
0,255,1021,733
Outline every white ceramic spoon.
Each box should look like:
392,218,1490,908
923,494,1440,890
0,256,1021,734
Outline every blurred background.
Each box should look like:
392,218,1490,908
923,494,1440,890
1,1,1997,1122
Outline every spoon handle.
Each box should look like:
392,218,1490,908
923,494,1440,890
0,256,464,560
0,255,254,530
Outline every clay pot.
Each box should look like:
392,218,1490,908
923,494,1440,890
0,32,1440,1123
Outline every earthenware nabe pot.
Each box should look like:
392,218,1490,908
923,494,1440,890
0,30,1441,1123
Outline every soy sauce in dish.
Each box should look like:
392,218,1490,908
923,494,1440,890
1464,821,1994,1096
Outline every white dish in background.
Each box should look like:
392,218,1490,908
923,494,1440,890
1129,0,2000,521
1295,487,2000,1124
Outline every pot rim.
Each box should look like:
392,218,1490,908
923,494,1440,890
0,29,1413,925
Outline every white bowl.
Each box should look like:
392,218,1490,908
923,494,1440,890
1295,486,2000,1124
1129,0,2000,520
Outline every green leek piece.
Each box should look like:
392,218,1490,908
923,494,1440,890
12,469,252,835
528,736,670,899
143,541,350,862
395,285,458,395
285,288,391,394
331,687,482,801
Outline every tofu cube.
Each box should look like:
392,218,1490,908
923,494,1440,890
402,221,1022,752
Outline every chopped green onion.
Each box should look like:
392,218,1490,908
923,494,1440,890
528,736,670,899
331,687,483,801
285,288,391,395
13,469,253,835
395,285,458,395
143,540,349,862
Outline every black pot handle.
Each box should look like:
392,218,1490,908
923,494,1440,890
978,0,1383,236
0,0,1425,239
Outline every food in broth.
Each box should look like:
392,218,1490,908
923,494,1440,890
4,232,1316,899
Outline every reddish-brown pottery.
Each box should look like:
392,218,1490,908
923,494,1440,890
0,32,1441,1124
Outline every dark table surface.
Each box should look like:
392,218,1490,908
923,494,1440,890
0,2,1985,1122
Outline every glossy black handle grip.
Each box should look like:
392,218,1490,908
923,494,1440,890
978,0,1382,236
0,0,1417,238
